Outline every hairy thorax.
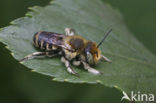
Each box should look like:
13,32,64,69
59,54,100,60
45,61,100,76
63,35,87,60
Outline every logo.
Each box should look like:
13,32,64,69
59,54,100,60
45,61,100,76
121,91,154,102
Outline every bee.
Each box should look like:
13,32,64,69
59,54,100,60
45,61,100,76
20,28,112,76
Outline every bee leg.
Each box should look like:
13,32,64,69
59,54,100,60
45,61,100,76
101,55,112,63
19,52,57,62
72,60,81,66
46,52,59,57
82,62,102,75
61,56,79,77
65,28,76,36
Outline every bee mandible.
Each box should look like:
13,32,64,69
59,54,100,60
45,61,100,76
20,28,112,76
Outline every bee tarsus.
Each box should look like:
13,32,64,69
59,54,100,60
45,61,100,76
82,62,103,75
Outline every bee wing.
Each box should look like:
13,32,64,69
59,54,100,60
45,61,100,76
48,34,75,52
60,42,75,52
52,42,74,52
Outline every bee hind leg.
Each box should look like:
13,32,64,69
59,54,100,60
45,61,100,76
65,28,76,36
61,56,79,77
101,55,112,63
19,52,58,62
82,62,102,75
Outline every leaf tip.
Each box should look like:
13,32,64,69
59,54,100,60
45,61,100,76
11,52,14,56
5,46,9,49
25,13,33,18
114,85,119,89
52,78,57,81
19,61,24,64
10,21,15,25
31,70,36,72
28,7,33,10
28,6,40,11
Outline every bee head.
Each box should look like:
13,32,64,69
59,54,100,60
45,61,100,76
85,42,101,65
85,29,112,65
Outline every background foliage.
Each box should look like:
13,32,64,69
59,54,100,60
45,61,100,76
0,0,155,103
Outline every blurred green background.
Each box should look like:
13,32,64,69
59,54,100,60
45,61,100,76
0,0,155,103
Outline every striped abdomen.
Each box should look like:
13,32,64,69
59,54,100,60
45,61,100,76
33,31,65,51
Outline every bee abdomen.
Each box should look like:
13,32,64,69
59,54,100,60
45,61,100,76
33,32,40,47
33,31,60,51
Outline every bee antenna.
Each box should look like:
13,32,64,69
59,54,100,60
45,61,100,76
97,29,112,48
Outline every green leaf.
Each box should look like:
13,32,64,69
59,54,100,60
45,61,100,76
0,0,156,96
